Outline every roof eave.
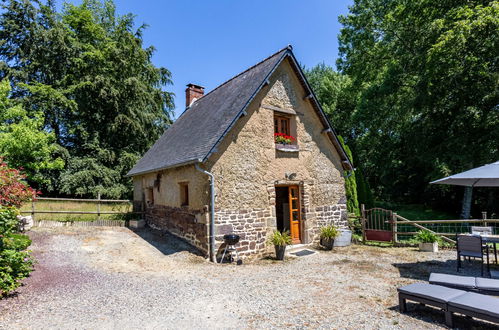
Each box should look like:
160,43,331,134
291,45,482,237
285,52,354,171
125,158,201,177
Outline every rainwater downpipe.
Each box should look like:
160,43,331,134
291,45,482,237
195,163,216,263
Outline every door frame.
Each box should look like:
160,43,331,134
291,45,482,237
275,184,301,244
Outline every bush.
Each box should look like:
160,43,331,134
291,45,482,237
415,230,440,244
2,234,32,251
268,230,292,246
0,249,34,295
0,161,36,296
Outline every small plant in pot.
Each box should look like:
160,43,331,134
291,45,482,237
268,230,292,260
415,230,440,252
320,224,340,250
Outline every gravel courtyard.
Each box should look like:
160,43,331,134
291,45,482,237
0,227,497,329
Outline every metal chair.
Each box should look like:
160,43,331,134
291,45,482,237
457,234,489,276
471,226,498,264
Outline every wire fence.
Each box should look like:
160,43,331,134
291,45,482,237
395,217,499,243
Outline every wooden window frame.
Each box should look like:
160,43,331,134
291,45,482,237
274,114,290,136
179,182,189,207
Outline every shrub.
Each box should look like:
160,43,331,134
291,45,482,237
0,159,37,208
415,230,440,244
268,230,292,246
0,161,36,296
0,249,34,295
2,234,32,251
320,224,340,239
0,206,19,235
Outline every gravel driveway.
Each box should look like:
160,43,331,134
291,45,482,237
0,227,496,329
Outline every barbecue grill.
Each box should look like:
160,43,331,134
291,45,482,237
221,234,242,264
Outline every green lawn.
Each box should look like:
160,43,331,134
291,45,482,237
375,202,456,220
20,199,133,222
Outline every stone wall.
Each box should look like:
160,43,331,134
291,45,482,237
145,204,209,255
214,208,273,258
311,203,348,241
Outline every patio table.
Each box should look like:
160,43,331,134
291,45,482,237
481,235,499,265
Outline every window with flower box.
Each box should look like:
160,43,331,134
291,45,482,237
274,113,297,150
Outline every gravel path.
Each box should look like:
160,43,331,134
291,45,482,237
0,227,497,329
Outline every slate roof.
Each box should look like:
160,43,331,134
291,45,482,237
127,46,352,177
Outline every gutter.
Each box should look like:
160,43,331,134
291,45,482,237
195,163,216,263
125,158,200,177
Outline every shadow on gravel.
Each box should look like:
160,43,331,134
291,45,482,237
388,304,496,329
133,228,204,257
393,259,490,281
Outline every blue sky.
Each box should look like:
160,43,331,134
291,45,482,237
61,0,352,117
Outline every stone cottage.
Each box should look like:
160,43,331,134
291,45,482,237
127,45,353,261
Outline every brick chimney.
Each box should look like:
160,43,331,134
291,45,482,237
185,84,204,107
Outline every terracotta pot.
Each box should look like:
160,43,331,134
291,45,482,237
320,237,335,250
275,245,286,260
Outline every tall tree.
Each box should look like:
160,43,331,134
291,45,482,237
337,0,499,215
0,0,174,197
305,64,363,214
0,79,63,186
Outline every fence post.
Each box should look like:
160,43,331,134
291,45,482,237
392,212,398,245
361,204,366,242
97,192,101,221
482,211,487,227
31,199,35,221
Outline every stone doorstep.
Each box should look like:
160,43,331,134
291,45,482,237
285,243,313,254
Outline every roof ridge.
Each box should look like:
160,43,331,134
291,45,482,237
192,45,291,104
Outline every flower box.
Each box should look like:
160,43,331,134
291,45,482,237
275,144,299,152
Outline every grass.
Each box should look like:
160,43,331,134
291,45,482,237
20,200,134,222
375,202,456,220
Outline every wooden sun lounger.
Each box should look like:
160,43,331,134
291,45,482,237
398,283,499,327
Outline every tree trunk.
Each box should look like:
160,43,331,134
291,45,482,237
460,186,473,219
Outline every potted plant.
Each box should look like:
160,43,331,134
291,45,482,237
320,224,340,250
415,230,440,252
268,230,292,260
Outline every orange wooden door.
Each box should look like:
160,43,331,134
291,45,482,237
288,186,301,244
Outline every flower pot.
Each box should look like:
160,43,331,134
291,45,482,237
320,237,335,250
334,229,352,247
419,242,438,252
275,245,286,260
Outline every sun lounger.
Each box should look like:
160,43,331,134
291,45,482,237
446,291,499,327
429,272,499,295
398,283,499,327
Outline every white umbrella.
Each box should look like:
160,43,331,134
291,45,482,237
430,161,499,218
430,161,499,187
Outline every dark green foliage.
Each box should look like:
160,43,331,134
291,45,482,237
0,0,174,198
305,65,365,214
0,207,34,296
338,136,360,216
336,0,499,215
355,169,374,209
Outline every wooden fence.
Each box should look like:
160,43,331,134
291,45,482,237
20,195,141,222
360,204,499,245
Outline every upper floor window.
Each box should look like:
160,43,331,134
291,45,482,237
274,115,290,135
274,113,297,146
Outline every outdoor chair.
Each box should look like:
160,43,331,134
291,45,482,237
398,283,499,327
456,235,489,276
429,273,499,295
471,226,498,264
